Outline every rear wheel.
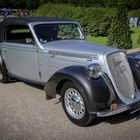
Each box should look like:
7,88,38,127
0,55,9,83
0,68,8,83
61,81,93,126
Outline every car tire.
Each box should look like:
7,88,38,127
0,55,8,83
0,70,8,83
61,81,94,126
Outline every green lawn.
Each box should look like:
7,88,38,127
86,28,140,49
131,28,140,48
86,36,108,46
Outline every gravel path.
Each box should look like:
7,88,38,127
0,82,140,140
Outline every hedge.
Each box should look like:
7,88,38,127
108,6,132,49
128,9,140,18
36,3,115,36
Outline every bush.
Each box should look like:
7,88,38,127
36,3,114,37
36,3,82,19
107,6,132,49
128,9,140,18
79,8,114,36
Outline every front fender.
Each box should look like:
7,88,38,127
44,66,112,113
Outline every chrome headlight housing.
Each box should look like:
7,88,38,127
86,63,102,79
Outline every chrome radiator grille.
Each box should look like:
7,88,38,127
107,52,135,99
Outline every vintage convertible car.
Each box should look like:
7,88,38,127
0,17,140,126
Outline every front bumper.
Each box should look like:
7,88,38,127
94,100,140,117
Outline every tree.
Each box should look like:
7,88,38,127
107,3,132,49
26,0,40,10
12,0,27,8
0,0,14,7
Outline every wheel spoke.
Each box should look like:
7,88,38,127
64,88,85,119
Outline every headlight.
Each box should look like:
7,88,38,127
86,63,102,79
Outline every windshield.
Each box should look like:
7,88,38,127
34,23,84,43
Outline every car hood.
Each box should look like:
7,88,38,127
42,40,119,56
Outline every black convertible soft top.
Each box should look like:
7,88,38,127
1,16,74,25
0,16,75,42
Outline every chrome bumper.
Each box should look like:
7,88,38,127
95,100,140,117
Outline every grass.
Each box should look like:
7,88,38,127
131,28,140,48
86,36,108,46
86,28,140,49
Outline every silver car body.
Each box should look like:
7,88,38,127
0,17,140,118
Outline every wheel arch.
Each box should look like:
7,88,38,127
56,79,71,95
44,65,112,113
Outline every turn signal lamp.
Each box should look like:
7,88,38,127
110,103,118,110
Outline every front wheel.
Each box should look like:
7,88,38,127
61,81,94,126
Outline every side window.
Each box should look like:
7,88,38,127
5,25,34,44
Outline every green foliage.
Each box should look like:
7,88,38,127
87,28,140,49
128,9,140,18
36,3,82,19
13,0,41,10
87,36,108,45
36,4,114,36
0,0,140,10
38,0,140,9
80,8,114,36
107,5,132,49
0,0,14,7
98,0,140,10
131,28,140,49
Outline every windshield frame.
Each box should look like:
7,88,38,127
31,21,85,44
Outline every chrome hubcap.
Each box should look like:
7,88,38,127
64,88,85,119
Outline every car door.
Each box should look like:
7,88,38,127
1,25,41,82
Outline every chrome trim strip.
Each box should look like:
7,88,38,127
96,100,140,117
130,108,140,114
104,51,137,104
96,105,128,117
48,50,99,59
101,72,116,103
